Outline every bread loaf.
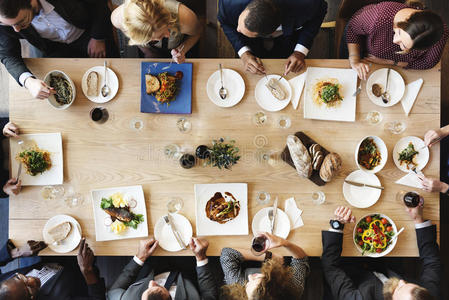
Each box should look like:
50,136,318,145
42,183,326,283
319,153,342,182
86,71,99,97
287,135,312,178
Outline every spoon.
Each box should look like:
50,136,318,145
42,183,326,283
218,63,228,100
101,61,110,98
381,68,391,104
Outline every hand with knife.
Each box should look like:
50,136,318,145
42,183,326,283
2,122,21,196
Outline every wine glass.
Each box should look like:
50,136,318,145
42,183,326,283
167,197,184,214
385,121,406,134
311,191,326,205
64,193,84,208
365,111,383,125
164,144,181,159
177,118,191,133
41,185,65,200
253,111,267,126
251,234,270,256
277,115,291,129
130,118,144,131
256,191,271,205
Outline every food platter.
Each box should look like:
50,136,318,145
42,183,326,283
254,75,291,111
154,213,192,252
393,136,429,172
343,170,382,208
43,214,82,253
81,66,119,103
206,68,245,107
252,207,290,239
366,68,405,107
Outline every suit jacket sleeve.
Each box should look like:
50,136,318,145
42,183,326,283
85,0,111,40
416,225,441,298
217,0,246,54
321,231,363,300
295,0,327,50
0,27,32,85
196,263,218,300
109,259,142,293
0,241,13,267
86,278,106,300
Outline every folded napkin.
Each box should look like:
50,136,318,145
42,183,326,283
284,197,304,229
395,171,423,189
401,78,423,116
288,71,307,110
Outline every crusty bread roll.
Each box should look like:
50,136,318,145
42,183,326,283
145,74,160,94
86,71,99,97
47,222,72,244
287,135,312,178
319,153,342,182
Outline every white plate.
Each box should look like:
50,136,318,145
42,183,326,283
81,66,119,103
343,170,382,208
43,215,82,253
393,136,429,172
206,69,245,107
154,213,193,252
366,68,405,107
91,185,148,241
43,70,76,110
355,135,388,174
10,133,63,186
254,75,291,111
194,183,248,236
252,208,290,239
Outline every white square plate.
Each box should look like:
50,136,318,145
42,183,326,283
194,183,248,236
91,185,148,241
10,133,63,186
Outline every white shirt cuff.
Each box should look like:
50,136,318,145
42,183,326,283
196,258,208,267
328,228,343,234
19,72,34,87
415,220,432,229
238,46,251,57
133,256,145,266
294,44,309,56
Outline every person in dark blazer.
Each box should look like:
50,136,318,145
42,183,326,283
0,0,117,100
1,121,21,198
108,237,218,300
218,0,327,75
321,205,440,300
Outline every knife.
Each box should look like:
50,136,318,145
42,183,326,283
344,180,384,190
271,197,278,234
164,215,186,250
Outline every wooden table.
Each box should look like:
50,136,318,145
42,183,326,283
8,58,440,256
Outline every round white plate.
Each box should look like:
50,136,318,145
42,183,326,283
254,75,292,112
355,135,388,174
206,69,245,107
343,170,382,208
252,207,290,239
154,214,192,252
366,68,405,107
81,66,119,103
43,215,82,253
393,136,429,172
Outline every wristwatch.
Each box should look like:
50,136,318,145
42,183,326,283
330,219,345,230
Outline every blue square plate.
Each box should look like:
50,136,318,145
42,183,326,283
140,62,192,114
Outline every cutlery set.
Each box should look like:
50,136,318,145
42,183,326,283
164,214,187,249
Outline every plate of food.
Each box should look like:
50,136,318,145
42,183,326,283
194,183,248,236
43,215,82,253
10,133,63,186
140,62,192,114
353,213,397,257
303,67,357,122
154,213,193,252
81,66,119,103
343,170,382,208
206,68,245,107
251,207,291,239
91,185,148,241
393,136,429,172
43,70,76,110
254,75,291,111
355,136,388,173
366,68,405,107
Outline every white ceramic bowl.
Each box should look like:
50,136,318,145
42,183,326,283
355,136,388,173
44,70,76,110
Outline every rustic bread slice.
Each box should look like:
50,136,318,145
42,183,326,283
145,74,160,94
86,71,99,97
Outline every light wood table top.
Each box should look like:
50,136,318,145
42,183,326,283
8,58,440,256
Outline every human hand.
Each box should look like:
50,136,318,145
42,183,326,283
87,38,106,58
349,60,370,80
24,77,56,99
334,206,356,224
189,237,209,261
3,122,19,137
171,45,186,64
136,238,159,262
260,232,285,249
284,51,306,75
77,238,95,273
417,174,449,193
11,240,47,258
241,52,265,75
405,202,424,224
424,129,444,148
3,178,21,195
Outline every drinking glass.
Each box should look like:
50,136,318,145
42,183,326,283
177,118,192,133
64,193,84,208
251,235,270,256
256,191,271,205
277,115,291,129
253,111,267,126
167,197,184,214
41,185,65,200
90,107,109,123
255,148,270,163
385,121,406,134
365,111,383,125
130,118,144,131
396,190,423,207
312,191,326,205
164,144,181,159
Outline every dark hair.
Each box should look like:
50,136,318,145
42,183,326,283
146,290,172,300
411,286,434,300
396,10,444,51
244,0,280,36
0,0,31,18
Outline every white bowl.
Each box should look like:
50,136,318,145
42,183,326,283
355,136,388,173
44,70,76,110
353,213,398,257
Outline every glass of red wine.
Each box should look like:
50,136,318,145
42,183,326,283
90,107,109,123
396,190,424,208
251,234,270,256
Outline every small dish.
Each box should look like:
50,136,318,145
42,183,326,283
43,70,76,110
82,66,119,103
366,68,405,107
355,135,388,174
343,170,382,208
206,69,245,107
43,214,82,253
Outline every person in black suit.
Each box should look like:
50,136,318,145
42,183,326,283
218,0,327,75
1,121,21,197
0,0,117,100
321,205,440,300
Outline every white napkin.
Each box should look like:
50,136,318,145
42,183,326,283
401,79,423,116
395,171,423,189
288,71,307,110
284,197,304,229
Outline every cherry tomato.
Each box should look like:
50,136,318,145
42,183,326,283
381,218,388,225
357,227,363,233
376,248,382,253
386,226,393,232
175,71,183,80
358,241,364,246
366,216,372,223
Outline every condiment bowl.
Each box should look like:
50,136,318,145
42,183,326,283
44,70,76,110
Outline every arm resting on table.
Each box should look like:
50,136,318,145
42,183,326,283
416,224,441,298
196,263,218,300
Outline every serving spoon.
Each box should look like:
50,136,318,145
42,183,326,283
101,61,110,98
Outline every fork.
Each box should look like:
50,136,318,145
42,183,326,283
353,81,362,97
162,44,185,70
268,209,274,234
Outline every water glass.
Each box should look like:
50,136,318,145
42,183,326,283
177,118,192,133
385,121,406,134
312,191,325,205
64,193,84,208
41,185,65,200
365,111,383,125
253,111,267,126
164,144,181,159
130,118,144,131
277,115,291,129
256,191,271,205
167,197,184,214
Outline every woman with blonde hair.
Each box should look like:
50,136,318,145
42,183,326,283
111,0,202,62
220,232,309,300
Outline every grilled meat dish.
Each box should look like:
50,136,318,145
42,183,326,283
205,192,240,224
103,207,133,223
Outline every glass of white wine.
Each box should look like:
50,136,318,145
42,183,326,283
253,111,267,126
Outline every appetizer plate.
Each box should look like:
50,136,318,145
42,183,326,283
43,215,82,253
82,66,119,103
303,67,357,122
366,68,405,107
194,183,248,236
343,170,382,208
154,213,193,252
206,68,245,107
140,62,192,114
393,136,429,172
91,185,148,242
254,75,291,112
252,208,290,239
44,70,76,110
355,135,388,174
10,133,63,186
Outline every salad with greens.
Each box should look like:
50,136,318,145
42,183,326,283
354,214,395,255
